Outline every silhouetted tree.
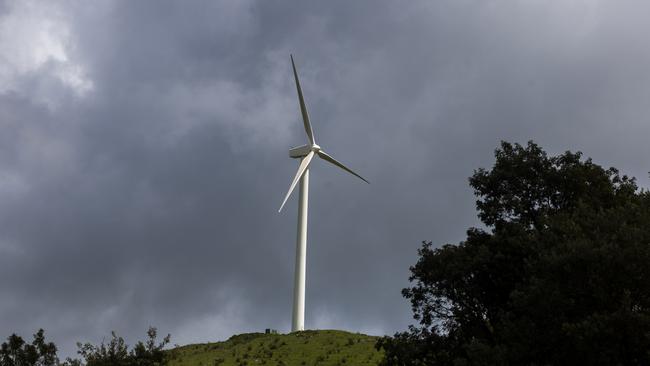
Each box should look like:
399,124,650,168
378,141,650,365
1,327,169,366
74,327,170,366
0,329,58,366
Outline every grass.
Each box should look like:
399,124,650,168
167,330,383,366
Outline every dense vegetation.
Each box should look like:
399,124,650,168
1,330,380,366
73,327,169,366
1,328,169,366
378,141,650,365
1,329,58,366
168,330,381,366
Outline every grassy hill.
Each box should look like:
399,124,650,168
167,330,383,366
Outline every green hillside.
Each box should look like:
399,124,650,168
167,330,383,366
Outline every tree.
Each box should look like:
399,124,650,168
377,141,650,365
0,328,169,366
0,329,58,366
74,327,170,366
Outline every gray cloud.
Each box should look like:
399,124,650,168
1,0,650,358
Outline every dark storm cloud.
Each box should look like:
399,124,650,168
2,0,650,358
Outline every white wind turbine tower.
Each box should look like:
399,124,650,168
279,55,369,332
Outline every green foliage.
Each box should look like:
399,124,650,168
73,327,170,366
377,141,650,365
1,327,170,366
167,330,381,366
0,329,58,366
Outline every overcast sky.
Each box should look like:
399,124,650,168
2,0,650,358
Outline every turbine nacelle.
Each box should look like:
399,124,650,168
289,144,321,158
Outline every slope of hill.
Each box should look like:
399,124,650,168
167,330,383,366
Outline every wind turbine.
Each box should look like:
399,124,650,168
279,55,369,332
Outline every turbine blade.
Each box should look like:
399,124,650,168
317,150,369,184
279,150,315,212
291,55,316,145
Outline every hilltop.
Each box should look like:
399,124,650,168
167,330,383,366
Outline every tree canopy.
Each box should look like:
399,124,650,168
1,328,169,366
0,329,58,366
74,327,169,366
378,141,650,365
